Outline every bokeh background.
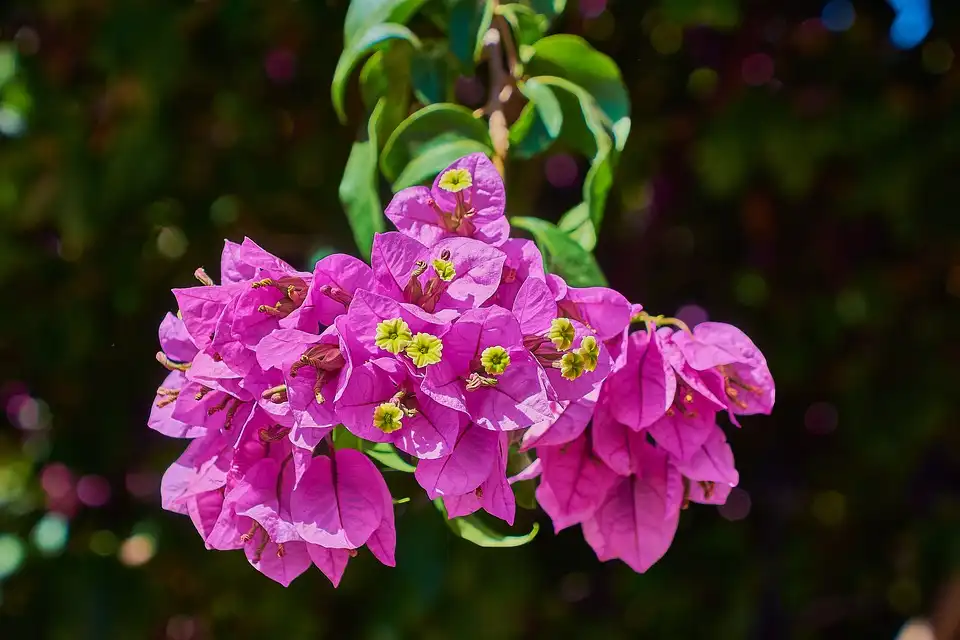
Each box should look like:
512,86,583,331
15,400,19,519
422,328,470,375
2,0,959,638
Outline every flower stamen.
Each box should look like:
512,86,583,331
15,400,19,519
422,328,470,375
405,333,443,368
375,318,413,354
373,403,404,433
547,318,576,351
480,346,511,376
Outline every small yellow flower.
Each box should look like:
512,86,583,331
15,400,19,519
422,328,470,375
405,332,444,368
559,351,586,381
375,318,413,354
480,346,511,376
373,403,404,433
577,335,599,372
547,318,576,351
432,258,456,282
437,168,473,193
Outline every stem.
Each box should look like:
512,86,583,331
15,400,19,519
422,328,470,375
482,1,510,180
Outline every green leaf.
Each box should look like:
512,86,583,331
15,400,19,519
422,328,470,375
557,202,597,252
393,139,492,190
339,100,387,258
433,499,540,547
411,41,455,105
526,35,630,151
332,426,417,472
344,0,428,47
448,0,495,68
510,76,615,234
380,103,492,184
332,425,363,450
497,3,547,50
509,77,564,159
521,0,566,24
511,216,607,286
506,446,538,510
332,23,420,123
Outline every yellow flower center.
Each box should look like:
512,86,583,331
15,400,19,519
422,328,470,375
432,258,456,282
437,168,473,193
576,335,599,372
548,318,576,351
375,318,413,354
405,333,443,368
480,346,511,376
373,403,404,433
559,351,585,381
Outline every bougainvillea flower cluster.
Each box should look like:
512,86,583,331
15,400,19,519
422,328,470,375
150,153,775,586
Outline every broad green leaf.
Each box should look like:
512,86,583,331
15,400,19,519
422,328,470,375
393,139,492,190
344,0,428,47
526,35,630,151
448,0,495,68
339,100,387,258
363,442,417,472
497,3,547,50
511,216,608,287
332,23,420,123
510,76,615,234
380,103,491,184
433,499,540,547
411,41,455,105
509,77,563,158
557,202,596,252
360,44,413,142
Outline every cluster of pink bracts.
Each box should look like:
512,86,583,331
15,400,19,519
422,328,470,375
151,153,774,587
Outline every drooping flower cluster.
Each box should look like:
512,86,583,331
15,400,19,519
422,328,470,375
150,153,775,586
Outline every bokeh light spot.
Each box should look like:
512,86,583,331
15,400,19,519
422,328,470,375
675,304,708,328
126,472,159,500
580,0,607,19
811,490,846,526
687,68,718,100
651,23,682,56
804,402,838,435
210,194,240,226
584,10,615,42
922,40,953,74
265,49,297,84
77,475,111,507
90,530,118,556
560,572,591,603
454,76,485,108
741,53,774,86
888,579,922,613
167,615,198,640
735,272,768,307
157,226,188,260
31,513,69,555
0,535,25,579
545,154,579,189
119,533,156,566
14,28,41,56
821,1,855,32
718,488,751,521
836,289,867,324
890,5,932,50
41,463,73,500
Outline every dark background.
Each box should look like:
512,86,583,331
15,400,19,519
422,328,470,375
1,0,959,638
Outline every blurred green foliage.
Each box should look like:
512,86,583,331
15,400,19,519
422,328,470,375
1,0,960,638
